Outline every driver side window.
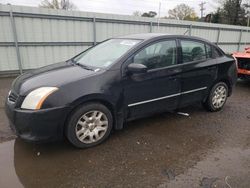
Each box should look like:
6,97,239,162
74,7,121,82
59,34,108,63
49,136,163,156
133,40,177,70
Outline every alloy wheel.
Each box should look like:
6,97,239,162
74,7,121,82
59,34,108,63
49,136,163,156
212,85,227,109
75,110,108,144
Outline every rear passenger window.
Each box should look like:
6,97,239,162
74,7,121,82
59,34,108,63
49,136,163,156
181,40,206,63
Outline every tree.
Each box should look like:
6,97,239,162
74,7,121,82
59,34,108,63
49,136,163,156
133,11,142,17
40,0,77,10
183,12,199,21
211,8,223,23
212,0,247,25
222,0,246,25
243,2,250,26
168,4,198,20
141,11,157,18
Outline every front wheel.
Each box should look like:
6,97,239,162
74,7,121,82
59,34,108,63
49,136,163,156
203,82,228,112
66,103,113,148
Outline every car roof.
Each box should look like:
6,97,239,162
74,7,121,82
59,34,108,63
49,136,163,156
117,33,218,48
117,33,171,40
118,33,210,42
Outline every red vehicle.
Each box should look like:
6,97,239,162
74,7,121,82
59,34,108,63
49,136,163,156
233,47,250,80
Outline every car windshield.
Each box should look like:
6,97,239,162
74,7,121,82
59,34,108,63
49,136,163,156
74,39,141,68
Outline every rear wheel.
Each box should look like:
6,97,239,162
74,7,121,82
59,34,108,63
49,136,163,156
203,82,228,112
66,103,113,148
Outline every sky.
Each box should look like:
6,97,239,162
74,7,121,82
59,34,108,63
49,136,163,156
0,0,219,17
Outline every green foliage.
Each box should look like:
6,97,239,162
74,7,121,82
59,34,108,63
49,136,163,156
141,11,157,18
212,0,248,26
211,8,222,23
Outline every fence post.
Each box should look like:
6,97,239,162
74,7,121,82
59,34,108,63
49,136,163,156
237,29,243,51
9,5,22,74
189,24,192,36
149,21,153,33
216,28,221,45
93,16,96,45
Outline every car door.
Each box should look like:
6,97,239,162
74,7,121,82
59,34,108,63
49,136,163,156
122,39,181,119
178,39,218,107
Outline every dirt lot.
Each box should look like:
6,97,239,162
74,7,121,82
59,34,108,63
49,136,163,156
0,77,250,188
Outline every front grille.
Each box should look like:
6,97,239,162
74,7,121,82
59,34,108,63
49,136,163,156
8,91,19,103
237,58,250,70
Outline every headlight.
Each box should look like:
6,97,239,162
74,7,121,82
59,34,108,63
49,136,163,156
21,87,58,110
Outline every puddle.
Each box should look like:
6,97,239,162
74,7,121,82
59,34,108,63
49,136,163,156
0,140,23,188
0,135,249,188
159,147,250,188
0,134,211,188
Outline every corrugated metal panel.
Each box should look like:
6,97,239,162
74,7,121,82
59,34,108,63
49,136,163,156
154,25,187,35
219,30,241,43
1,4,250,73
0,47,19,71
0,16,13,42
96,22,149,41
218,44,238,53
191,28,218,42
19,46,88,69
14,17,94,42
241,31,250,43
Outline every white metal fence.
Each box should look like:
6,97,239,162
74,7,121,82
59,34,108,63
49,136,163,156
0,4,250,74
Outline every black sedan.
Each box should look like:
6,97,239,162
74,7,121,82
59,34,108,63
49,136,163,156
5,33,237,148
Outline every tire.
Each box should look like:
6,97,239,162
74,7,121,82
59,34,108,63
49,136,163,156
203,82,228,112
65,103,113,148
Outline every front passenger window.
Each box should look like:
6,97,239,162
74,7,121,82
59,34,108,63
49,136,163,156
133,40,177,70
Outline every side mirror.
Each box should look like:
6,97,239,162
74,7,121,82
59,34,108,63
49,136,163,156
127,63,147,74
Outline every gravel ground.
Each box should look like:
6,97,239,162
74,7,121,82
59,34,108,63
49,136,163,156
0,77,250,188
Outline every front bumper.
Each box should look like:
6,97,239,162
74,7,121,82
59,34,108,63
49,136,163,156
5,99,70,142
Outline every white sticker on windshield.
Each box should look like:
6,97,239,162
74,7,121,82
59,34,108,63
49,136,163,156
120,40,138,46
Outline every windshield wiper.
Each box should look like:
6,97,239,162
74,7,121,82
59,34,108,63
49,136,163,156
67,59,76,64
68,59,96,71
75,62,95,71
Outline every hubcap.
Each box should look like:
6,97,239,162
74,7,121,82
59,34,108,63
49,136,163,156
212,85,227,109
75,111,108,144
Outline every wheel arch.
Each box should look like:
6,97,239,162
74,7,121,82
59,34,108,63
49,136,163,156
63,94,120,137
215,78,232,96
203,78,231,103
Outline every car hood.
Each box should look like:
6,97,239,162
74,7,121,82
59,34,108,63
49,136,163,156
12,62,99,96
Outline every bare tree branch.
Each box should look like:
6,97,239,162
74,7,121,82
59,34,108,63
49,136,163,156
40,0,77,10
168,4,198,21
